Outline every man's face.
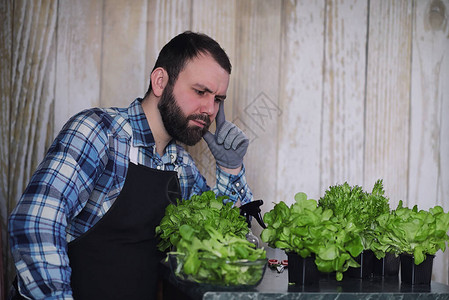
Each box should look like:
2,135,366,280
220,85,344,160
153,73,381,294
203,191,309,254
158,83,210,145
158,53,230,146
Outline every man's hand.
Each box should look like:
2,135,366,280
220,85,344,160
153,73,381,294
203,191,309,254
203,101,249,170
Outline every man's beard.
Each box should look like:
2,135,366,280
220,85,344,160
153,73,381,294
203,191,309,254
158,84,211,146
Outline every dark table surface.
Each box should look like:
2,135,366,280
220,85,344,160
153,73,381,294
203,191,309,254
161,248,449,300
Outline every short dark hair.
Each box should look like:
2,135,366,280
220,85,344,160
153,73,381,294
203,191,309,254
144,31,232,97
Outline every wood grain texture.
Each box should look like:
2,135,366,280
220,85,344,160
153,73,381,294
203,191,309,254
364,0,413,209
10,0,57,200
409,0,449,284
320,0,368,191
101,0,148,108
187,0,237,185
55,0,103,133
233,0,282,208
6,0,58,290
0,1,12,297
276,0,325,205
409,0,449,210
146,0,191,80
0,0,12,223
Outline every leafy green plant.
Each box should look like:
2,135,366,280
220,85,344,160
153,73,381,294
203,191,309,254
170,224,266,285
155,191,248,252
372,200,449,265
318,179,390,250
155,191,266,285
261,192,364,281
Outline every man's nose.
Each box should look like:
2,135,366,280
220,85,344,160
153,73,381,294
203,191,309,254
200,95,216,115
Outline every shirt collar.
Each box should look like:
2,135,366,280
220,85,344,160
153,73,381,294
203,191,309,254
127,98,155,147
127,98,179,165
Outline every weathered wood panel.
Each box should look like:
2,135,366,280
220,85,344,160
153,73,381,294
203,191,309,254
409,0,449,284
145,0,191,78
0,0,13,223
0,1,13,297
187,0,238,185
320,0,368,190
276,0,325,204
5,0,58,291
10,0,57,201
55,0,103,134
364,0,412,209
233,0,282,209
101,0,148,108
409,0,449,210
190,0,237,68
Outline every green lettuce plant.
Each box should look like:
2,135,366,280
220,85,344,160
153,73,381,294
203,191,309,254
170,224,266,285
155,191,266,285
372,200,449,265
261,192,364,281
318,179,390,251
155,191,248,252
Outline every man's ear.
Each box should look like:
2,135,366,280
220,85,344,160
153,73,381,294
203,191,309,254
150,67,168,97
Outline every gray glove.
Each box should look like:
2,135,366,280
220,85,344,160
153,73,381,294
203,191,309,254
203,101,249,169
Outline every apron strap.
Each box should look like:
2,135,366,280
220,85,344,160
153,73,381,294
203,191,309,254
129,137,139,165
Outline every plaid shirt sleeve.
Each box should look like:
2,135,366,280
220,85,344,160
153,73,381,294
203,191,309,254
213,164,253,205
175,146,253,205
8,109,111,299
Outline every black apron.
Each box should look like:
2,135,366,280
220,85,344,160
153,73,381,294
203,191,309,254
67,162,181,300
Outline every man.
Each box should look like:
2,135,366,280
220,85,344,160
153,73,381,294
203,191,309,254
8,31,252,299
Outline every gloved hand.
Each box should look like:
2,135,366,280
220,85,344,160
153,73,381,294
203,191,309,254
203,101,249,169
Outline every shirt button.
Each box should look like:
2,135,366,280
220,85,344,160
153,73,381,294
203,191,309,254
235,182,240,187
240,189,244,194
156,165,161,170
231,191,236,195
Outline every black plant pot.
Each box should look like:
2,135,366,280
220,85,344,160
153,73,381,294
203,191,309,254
287,252,320,285
346,250,374,279
373,252,400,277
400,253,434,285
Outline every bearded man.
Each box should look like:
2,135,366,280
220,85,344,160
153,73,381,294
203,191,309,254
8,31,252,300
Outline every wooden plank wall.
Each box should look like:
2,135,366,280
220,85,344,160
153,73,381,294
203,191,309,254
1,0,448,291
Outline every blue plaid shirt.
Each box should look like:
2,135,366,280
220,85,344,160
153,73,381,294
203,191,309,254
9,98,253,299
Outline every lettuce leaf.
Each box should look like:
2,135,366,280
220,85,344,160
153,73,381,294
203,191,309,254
318,180,390,250
261,193,363,281
373,200,449,264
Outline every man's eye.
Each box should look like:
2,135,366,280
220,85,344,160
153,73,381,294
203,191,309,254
195,89,205,95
